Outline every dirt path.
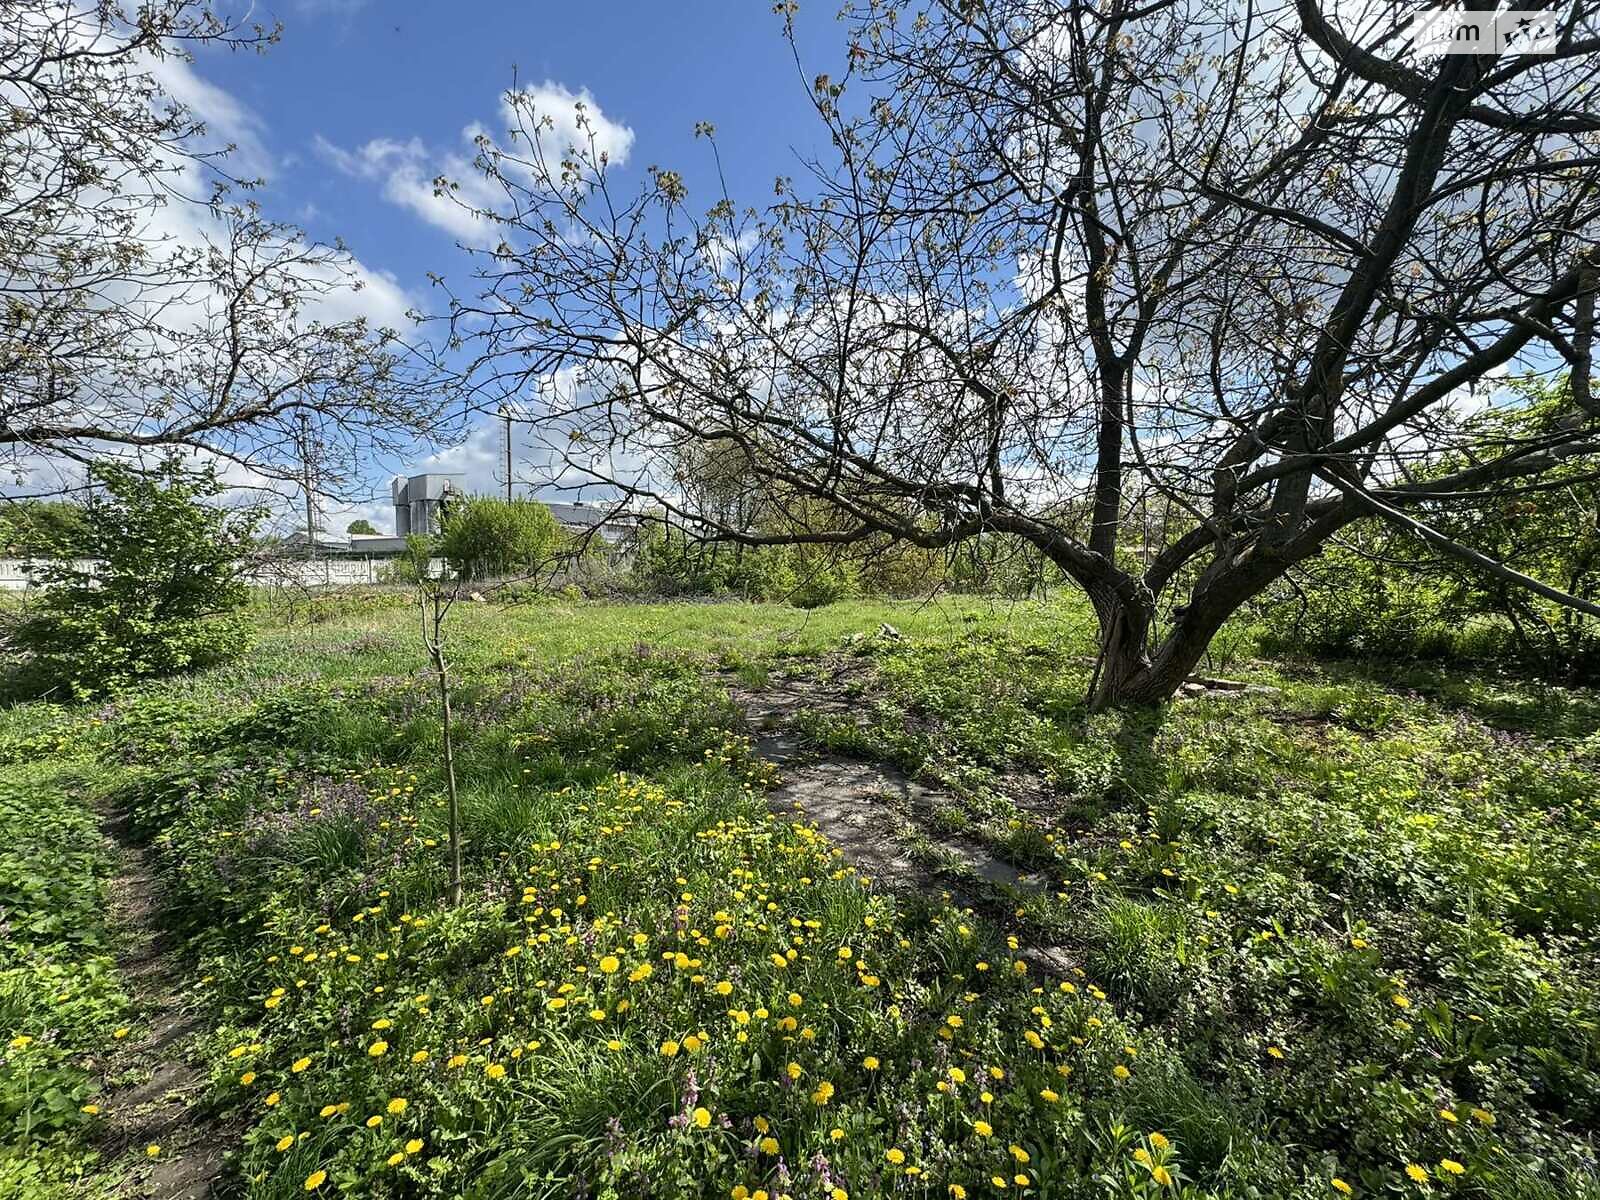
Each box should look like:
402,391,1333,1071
730,660,1081,978
94,808,228,1199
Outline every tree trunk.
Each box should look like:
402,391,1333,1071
1086,589,1230,711
433,648,463,906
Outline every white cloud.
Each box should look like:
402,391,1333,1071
315,133,494,241
307,259,416,329
315,80,634,241
150,54,275,182
500,80,634,168
292,0,371,14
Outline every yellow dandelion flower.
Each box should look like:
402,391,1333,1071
1331,1180,1353,1195
275,1135,294,1151
693,1106,712,1129
599,956,620,974
973,1120,993,1137
885,1148,905,1164
1404,1164,1429,1184
405,1138,423,1154
367,1041,388,1058
387,1098,407,1115
304,1169,327,1190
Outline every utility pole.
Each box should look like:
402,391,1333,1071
501,404,513,501
299,411,317,560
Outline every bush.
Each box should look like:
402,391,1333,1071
632,530,860,606
1255,379,1600,681
437,497,564,582
4,460,261,699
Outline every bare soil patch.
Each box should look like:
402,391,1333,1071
94,809,229,1199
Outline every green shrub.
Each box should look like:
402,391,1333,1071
437,497,564,582
5,460,261,699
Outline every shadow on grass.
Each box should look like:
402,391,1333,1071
0,658,74,707
1274,653,1600,739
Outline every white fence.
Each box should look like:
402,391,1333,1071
0,556,423,592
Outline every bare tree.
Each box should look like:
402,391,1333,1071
1,1,450,495
446,0,1600,707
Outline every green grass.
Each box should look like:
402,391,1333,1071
2,596,1597,1199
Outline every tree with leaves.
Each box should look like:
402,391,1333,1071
5,459,263,697
437,496,564,581
445,0,1600,707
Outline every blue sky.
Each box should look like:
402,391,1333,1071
190,1,850,530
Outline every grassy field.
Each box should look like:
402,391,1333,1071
2,594,1598,1199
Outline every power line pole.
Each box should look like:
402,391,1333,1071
299,411,317,560
501,405,513,501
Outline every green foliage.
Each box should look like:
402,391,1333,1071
0,758,129,1151
379,533,437,585
1256,379,1600,681
346,519,379,536
5,460,261,699
437,497,564,582
633,529,861,607
632,522,1065,606
0,502,89,558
